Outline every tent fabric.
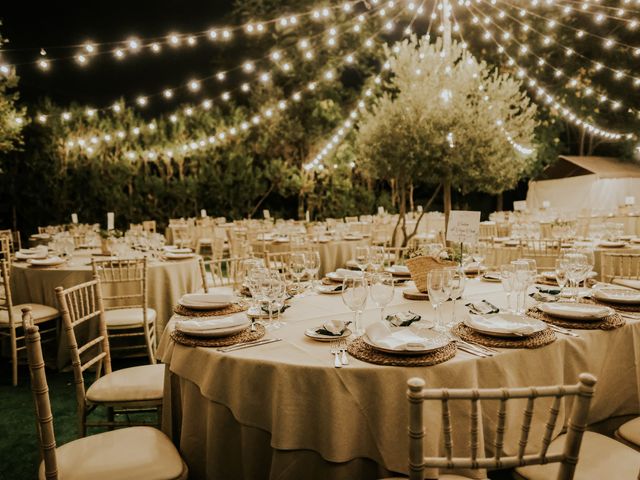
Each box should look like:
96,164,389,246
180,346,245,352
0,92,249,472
526,156,640,213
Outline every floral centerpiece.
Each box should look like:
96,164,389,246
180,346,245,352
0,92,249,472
405,245,457,293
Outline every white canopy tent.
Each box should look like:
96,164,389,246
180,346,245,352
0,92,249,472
526,156,640,214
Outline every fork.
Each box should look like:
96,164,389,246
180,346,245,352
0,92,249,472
330,341,342,368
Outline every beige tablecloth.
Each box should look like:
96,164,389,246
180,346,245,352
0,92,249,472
157,281,640,479
252,238,370,277
11,252,201,367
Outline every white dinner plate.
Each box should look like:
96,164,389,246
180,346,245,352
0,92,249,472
541,271,596,281
176,319,251,337
326,271,363,282
463,314,547,338
16,251,48,260
178,293,233,310
537,302,614,320
598,241,627,248
592,288,640,305
304,328,352,342
27,257,66,267
343,235,363,241
163,246,192,253
385,265,411,276
362,329,450,355
164,252,196,260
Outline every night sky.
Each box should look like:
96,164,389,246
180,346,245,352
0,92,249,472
0,1,235,111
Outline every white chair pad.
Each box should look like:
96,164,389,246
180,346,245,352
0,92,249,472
39,426,186,480
104,307,156,328
612,278,640,291
515,431,640,480
0,303,59,324
617,417,640,447
86,364,164,403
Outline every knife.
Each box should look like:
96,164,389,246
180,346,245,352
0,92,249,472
218,338,281,352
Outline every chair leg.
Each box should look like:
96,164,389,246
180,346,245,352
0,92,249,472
11,328,18,386
107,407,115,431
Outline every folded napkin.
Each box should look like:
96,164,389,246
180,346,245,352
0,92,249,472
389,265,410,274
612,278,640,291
176,313,247,333
536,287,561,295
315,319,348,336
334,268,364,278
261,303,291,315
181,293,233,306
530,292,558,303
466,301,500,315
466,314,538,335
385,311,421,327
365,322,435,351
163,246,192,253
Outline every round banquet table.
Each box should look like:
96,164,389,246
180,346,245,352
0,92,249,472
157,280,640,480
11,250,202,368
252,237,370,277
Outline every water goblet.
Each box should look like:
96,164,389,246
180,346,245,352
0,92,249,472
446,267,466,327
341,276,368,336
499,264,515,312
303,251,321,291
354,246,370,273
427,269,453,331
370,272,395,322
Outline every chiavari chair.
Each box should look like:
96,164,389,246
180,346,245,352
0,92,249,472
0,260,59,385
142,220,157,234
601,253,640,289
22,312,187,479
208,256,252,290
53,279,164,436
91,258,156,364
393,374,639,480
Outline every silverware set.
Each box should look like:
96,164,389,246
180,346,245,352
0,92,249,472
330,340,349,368
218,337,281,352
448,333,498,358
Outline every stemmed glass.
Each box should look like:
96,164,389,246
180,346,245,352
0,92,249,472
341,276,368,336
563,252,588,302
289,252,307,293
354,246,370,274
499,264,515,312
304,251,321,292
554,258,568,297
427,269,453,332
446,267,466,327
368,246,385,272
511,260,534,314
370,272,395,322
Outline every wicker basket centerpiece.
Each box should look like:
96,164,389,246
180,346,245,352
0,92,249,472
405,246,457,293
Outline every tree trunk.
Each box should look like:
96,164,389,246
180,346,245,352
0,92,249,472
409,182,414,213
496,192,504,212
578,127,586,156
443,177,452,229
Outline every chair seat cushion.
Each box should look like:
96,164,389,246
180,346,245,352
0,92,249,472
617,417,640,447
39,426,186,480
515,431,640,480
612,278,640,291
86,364,164,403
0,303,59,324
104,307,156,328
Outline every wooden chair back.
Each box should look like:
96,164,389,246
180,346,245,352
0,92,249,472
22,311,60,480
0,229,15,253
142,220,156,234
198,257,209,293
54,279,112,429
91,258,147,312
0,235,11,263
208,256,252,289
479,222,498,240
345,216,359,223
0,260,16,327
601,253,640,282
265,251,293,277
170,225,192,249
406,373,597,480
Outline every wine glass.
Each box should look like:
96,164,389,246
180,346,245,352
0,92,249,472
304,251,321,291
427,269,453,331
499,264,515,312
554,258,568,297
368,246,385,272
288,252,307,293
446,267,466,327
370,272,395,322
563,252,587,302
511,260,534,314
354,246,370,273
341,276,368,336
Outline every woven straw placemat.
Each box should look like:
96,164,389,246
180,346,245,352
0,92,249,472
527,307,625,330
585,296,640,313
170,323,265,347
402,290,430,301
346,337,457,367
173,303,248,317
451,323,556,349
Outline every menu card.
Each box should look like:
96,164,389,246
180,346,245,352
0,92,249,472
107,212,115,231
201,209,207,218
71,213,78,224
263,209,271,220
446,210,481,244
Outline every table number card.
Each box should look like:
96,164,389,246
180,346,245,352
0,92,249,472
201,209,207,218
417,205,423,213
71,213,78,224
625,196,636,206
305,210,310,222
377,206,385,215
446,210,481,244
107,212,115,231
263,209,271,220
